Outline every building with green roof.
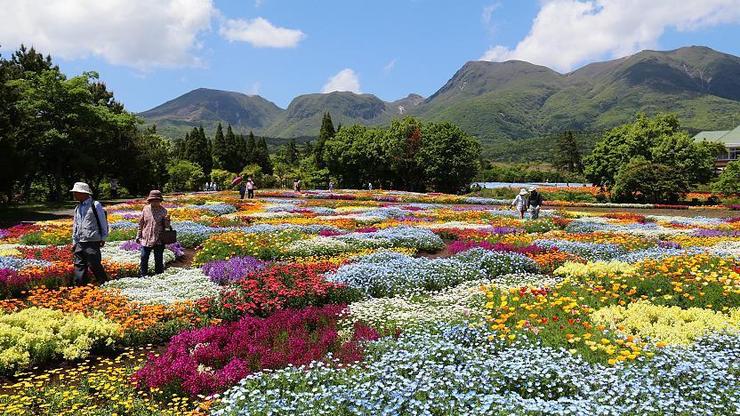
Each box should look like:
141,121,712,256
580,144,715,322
694,125,740,170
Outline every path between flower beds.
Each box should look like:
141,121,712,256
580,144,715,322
169,248,196,268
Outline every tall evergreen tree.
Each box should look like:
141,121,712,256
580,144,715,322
174,133,188,160
185,126,212,175
553,131,583,173
302,141,314,158
255,137,273,174
285,138,299,165
224,124,241,171
244,131,256,166
212,123,227,169
315,112,335,167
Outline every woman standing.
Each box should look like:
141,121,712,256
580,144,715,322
136,190,170,276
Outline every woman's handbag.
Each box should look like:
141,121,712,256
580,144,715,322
160,219,177,245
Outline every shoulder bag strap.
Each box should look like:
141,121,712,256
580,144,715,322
91,200,104,236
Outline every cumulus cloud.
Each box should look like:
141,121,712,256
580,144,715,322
321,69,361,93
0,0,216,70
220,17,305,48
481,0,740,72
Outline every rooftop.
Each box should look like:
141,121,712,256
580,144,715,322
693,125,740,145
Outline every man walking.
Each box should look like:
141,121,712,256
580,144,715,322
71,182,109,285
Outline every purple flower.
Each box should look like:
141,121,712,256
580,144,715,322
657,240,681,249
167,242,186,258
484,226,524,235
691,229,740,238
202,256,267,284
120,240,142,251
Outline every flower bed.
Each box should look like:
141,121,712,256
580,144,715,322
134,305,379,396
0,190,738,414
0,307,120,374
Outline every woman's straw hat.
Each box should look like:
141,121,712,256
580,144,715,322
146,190,164,202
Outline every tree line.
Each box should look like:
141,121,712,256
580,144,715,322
168,112,482,195
544,113,730,203
0,45,167,203
0,45,482,203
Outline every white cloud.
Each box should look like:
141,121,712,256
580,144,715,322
255,0,264,7
481,3,500,25
321,68,361,93
0,0,216,70
220,17,305,48
383,58,397,75
481,0,740,72
246,81,261,96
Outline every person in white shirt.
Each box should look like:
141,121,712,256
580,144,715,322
509,188,529,219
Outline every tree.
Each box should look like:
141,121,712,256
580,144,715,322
611,157,686,203
553,131,583,173
254,137,273,174
417,121,481,193
584,113,716,201
322,117,480,192
285,138,299,165
210,168,237,191
244,131,256,166
184,126,212,175
386,117,425,191
316,112,335,167
713,161,740,195
165,160,205,192
212,123,227,169
224,124,241,172
126,133,171,194
0,45,171,203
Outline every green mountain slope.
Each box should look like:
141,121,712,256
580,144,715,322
263,91,394,138
139,88,284,138
139,46,740,146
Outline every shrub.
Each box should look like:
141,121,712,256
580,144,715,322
165,160,206,192
211,169,238,191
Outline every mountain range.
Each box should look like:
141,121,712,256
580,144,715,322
140,46,740,147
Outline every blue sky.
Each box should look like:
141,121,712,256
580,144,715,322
1,0,739,112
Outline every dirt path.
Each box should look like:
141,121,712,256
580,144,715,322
170,248,196,268
567,206,736,218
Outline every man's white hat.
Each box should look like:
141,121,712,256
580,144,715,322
70,182,92,194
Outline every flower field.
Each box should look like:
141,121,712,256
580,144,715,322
0,190,738,415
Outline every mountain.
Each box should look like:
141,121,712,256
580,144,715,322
415,46,740,142
415,60,564,139
140,46,740,147
139,88,284,138
264,91,390,138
